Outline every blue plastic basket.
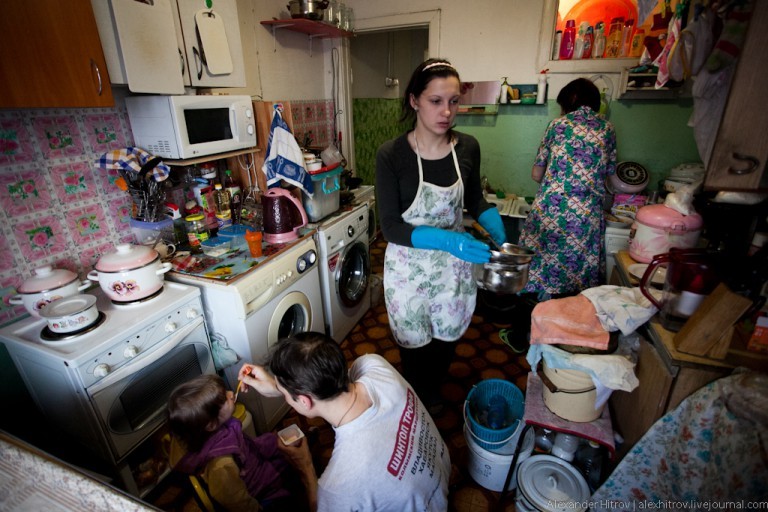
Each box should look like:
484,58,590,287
464,379,525,453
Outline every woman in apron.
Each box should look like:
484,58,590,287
375,58,506,413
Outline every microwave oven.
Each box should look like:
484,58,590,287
125,95,256,160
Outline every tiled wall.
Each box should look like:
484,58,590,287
0,99,336,326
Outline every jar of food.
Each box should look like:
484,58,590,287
186,213,210,254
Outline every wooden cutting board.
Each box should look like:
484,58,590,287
195,9,233,75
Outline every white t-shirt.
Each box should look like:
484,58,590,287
317,354,451,512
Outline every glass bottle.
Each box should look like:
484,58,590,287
335,2,346,29
323,0,337,26
223,170,241,203
185,213,209,254
575,440,604,490
534,428,555,453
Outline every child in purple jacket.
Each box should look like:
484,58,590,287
168,374,308,511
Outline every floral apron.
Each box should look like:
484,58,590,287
383,139,476,347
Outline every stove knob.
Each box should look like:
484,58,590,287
165,322,178,333
186,308,200,320
124,345,139,359
93,364,110,378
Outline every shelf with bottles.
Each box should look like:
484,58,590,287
498,83,545,106
619,68,687,100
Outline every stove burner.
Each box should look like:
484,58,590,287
111,286,164,306
41,312,107,342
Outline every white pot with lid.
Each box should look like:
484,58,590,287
39,294,100,334
87,244,172,302
9,266,91,318
628,204,703,263
516,454,591,511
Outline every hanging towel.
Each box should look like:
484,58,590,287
96,147,170,181
261,105,314,195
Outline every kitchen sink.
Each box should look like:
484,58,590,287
509,198,532,218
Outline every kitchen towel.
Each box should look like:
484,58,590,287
581,285,658,335
529,294,610,350
96,147,170,182
261,104,314,195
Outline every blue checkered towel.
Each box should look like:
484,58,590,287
97,147,170,181
261,105,313,196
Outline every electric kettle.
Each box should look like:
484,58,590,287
262,188,308,244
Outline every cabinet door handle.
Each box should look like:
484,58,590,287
729,153,760,175
90,58,103,97
179,48,186,77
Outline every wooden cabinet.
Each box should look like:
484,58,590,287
92,0,246,94
0,0,114,108
704,0,768,190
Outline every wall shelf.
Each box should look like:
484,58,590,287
261,19,353,55
163,147,260,167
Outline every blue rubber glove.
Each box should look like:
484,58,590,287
411,226,490,264
478,207,507,246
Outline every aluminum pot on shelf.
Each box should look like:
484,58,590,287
87,244,172,302
287,0,328,19
9,265,91,318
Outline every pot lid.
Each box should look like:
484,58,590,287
636,204,703,230
18,266,79,293
95,244,158,272
39,294,97,319
517,454,590,511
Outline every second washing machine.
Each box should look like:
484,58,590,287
316,202,371,342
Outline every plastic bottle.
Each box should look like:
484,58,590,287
574,24,586,59
575,440,604,490
593,21,606,58
486,394,508,429
630,28,646,58
621,19,635,57
605,17,625,58
551,432,579,462
559,19,576,60
582,25,594,59
534,428,555,453
223,170,241,203
536,72,547,105
213,183,231,218
499,77,509,104
552,31,563,60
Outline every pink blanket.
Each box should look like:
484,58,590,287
529,295,609,350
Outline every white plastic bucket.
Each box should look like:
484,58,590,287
464,425,534,492
541,361,605,423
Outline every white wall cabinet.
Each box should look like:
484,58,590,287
92,0,246,94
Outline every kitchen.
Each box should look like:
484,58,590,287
1,0,767,509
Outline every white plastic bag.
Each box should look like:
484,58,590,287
663,180,701,215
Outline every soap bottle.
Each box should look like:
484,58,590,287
582,24,594,59
499,77,509,104
552,30,563,60
593,21,606,58
605,17,625,58
559,19,576,60
574,23,586,59
621,19,635,57
536,71,547,105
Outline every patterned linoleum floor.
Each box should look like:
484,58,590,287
149,237,532,512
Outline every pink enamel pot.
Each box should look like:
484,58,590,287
87,244,172,302
9,266,91,318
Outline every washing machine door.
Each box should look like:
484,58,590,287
334,240,370,308
268,291,312,346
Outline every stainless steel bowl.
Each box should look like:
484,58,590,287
474,262,530,294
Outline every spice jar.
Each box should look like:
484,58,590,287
186,213,210,254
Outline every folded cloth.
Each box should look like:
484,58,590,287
530,294,609,350
261,104,314,195
96,147,170,181
581,285,658,336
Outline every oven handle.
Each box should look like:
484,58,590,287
88,317,205,395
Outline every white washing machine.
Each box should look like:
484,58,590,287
316,203,371,342
353,185,377,245
168,236,325,433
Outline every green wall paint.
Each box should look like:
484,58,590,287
353,98,701,198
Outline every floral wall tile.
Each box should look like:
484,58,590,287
13,215,68,262
0,167,54,217
31,114,84,159
84,113,126,153
0,115,35,166
66,204,109,245
78,242,114,272
50,161,98,202
0,232,14,272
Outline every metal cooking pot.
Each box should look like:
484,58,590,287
474,262,530,294
287,0,328,20
489,243,535,265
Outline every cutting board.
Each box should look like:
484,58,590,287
195,9,233,75
111,0,185,94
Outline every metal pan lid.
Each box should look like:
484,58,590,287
38,294,97,319
516,454,590,511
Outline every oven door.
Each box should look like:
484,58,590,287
87,317,214,460
335,240,370,308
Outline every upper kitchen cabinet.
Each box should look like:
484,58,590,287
92,0,246,94
0,0,114,108
704,0,768,191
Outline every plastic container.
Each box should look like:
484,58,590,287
542,361,604,423
218,225,249,248
465,424,534,492
129,217,175,245
550,432,580,462
201,237,230,257
245,230,263,258
302,166,342,222
465,379,525,453
277,424,305,447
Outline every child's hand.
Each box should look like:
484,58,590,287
238,363,281,397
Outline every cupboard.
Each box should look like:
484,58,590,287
92,0,246,94
704,0,768,190
0,0,114,108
